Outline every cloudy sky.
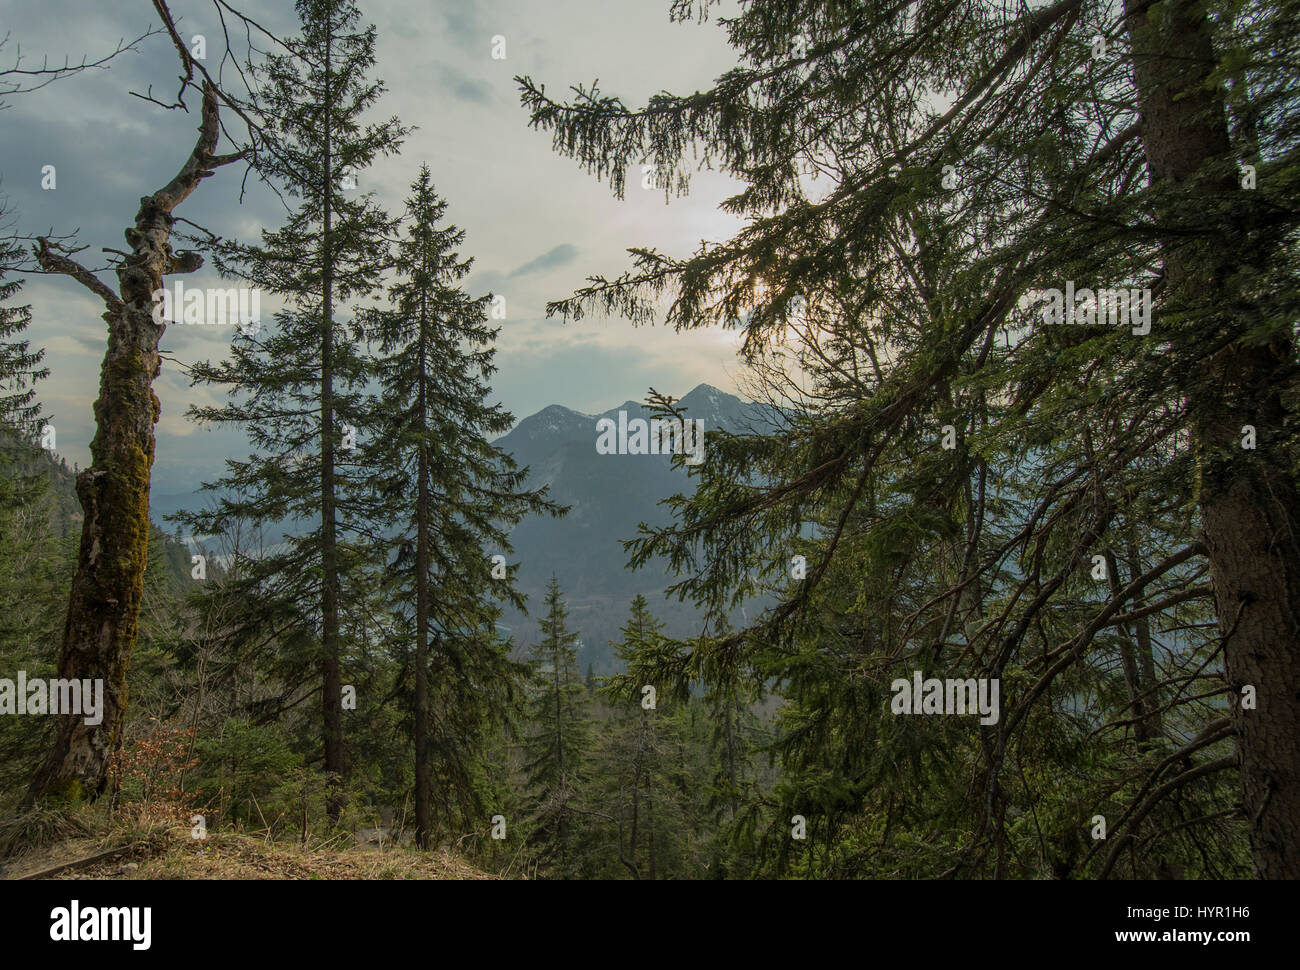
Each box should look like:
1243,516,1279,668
0,0,750,496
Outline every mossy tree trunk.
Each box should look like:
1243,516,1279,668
1125,0,1300,877
25,82,233,805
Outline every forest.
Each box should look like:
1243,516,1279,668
0,0,1298,883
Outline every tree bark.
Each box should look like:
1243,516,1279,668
1125,0,1300,877
25,83,224,805
644,706,657,881
554,641,566,869
1125,533,1163,743
413,285,431,849
319,24,345,824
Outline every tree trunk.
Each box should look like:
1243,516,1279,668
413,288,431,849
319,27,345,824
25,83,223,805
1125,533,1163,743
554,646,566,869
1125,0,1300,877
644,707,657,880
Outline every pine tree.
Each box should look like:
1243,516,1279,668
522,577,590,875
0,228,62,795
518,0,1293,875
179,0,407,820
592,594,683,879
360,164,560,848
0,220,48,516
697,617,764,833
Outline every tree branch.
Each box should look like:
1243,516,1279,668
33,238,122,311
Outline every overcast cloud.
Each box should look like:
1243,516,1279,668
0,0,750,496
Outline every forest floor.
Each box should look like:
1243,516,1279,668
1,826,496,880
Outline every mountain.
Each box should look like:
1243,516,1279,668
143,383,771,673
495,384,770,672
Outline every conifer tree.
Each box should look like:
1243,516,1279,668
360,164,560,848
697,616,765,834
523,577,590,875
0,221,48,515
0,221,60,794
179,0,407,819
593,594,680,878
519,0,1297,875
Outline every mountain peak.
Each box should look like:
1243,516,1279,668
683,382,724,397
493,383,767,669
678,382,728,405
499,385,755,453
507,403,591,442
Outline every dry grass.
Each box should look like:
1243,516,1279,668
0,817,497,881
0,802,93,859
139,829,497,880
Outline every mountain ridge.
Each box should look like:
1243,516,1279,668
146,383,766,671
495,383,766,670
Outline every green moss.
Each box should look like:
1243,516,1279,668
41,777,85,806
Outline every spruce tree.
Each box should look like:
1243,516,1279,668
360,164,560,848
0,222,48,516
0,222,60,796
592,593,691,879
518,0,1295,875
179,0,407,819
523,577,590,875
696,617,764,836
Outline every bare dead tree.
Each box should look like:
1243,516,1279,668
21,0,266,805
0,29,155,108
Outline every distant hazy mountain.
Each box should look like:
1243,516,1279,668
496,384,769,672
146,383,770,673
